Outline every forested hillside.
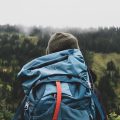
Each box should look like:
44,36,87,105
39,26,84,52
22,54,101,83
0,25,120,119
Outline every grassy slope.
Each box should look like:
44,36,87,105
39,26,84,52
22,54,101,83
92,53,120,97
92,53,120,81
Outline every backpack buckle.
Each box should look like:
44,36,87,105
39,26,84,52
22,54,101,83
53,93,57,98
24,101,29,110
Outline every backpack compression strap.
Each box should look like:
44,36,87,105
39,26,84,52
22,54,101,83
52,81,62,120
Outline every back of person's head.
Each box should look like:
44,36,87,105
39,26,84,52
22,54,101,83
46,32,80,54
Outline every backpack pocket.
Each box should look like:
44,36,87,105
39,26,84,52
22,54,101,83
60,102,90,120
31,103,55,120
24,94,55,120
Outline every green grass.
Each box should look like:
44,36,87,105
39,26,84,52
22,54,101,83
92,53,120,81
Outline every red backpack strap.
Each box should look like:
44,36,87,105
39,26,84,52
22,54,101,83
52,81,62,120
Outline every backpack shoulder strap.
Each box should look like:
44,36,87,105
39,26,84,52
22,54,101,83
12,96,27,120
91,91,106,120
87,68,107,120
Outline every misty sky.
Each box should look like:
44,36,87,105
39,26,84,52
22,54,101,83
0,0,120,28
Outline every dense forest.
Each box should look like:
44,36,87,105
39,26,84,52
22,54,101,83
0,25,120,119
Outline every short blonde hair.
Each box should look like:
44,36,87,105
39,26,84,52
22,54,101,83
46,32,80,54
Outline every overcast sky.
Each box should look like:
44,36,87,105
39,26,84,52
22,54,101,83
0,0,120,28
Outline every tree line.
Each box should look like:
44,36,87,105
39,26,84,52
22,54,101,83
1,25,120,53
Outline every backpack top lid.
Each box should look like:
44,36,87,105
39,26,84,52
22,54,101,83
18,49,91,94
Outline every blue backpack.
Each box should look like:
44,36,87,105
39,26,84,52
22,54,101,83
12,49,106,120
